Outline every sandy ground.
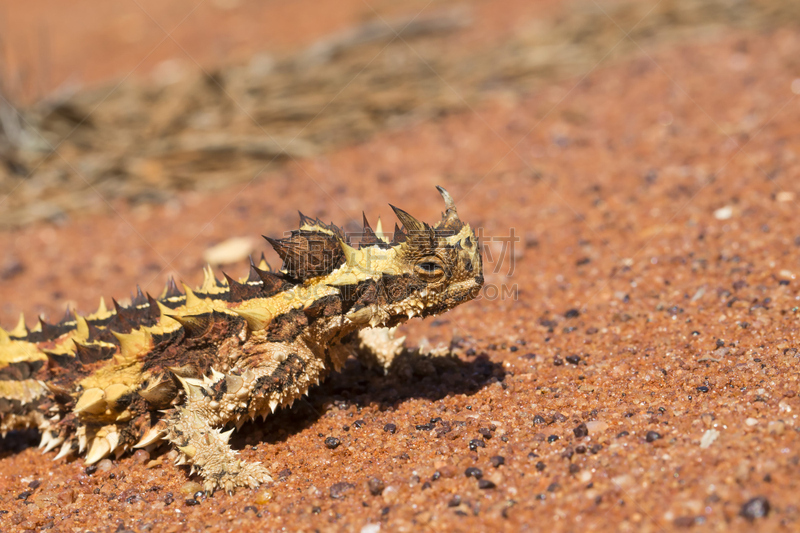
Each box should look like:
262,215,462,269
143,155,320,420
2,1,800,532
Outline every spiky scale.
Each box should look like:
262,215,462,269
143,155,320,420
9,312,27,337
74,388,107,415
182,284,204,308
134,425,167,448
53,441,74,461
85,437,111,464
230,307,272,331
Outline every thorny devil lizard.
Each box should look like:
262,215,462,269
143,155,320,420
0,186,483,493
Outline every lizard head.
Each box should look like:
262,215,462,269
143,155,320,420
324,186,484,327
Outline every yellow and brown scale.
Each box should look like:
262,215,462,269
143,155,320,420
0,187,483,493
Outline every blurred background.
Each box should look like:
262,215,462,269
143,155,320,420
1,0,798,227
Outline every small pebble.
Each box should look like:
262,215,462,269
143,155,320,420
478,427,492,439
565,309,580,318
325,437,341,449
585,420,608,434
714,206,733,220
536,462,546,471
131,449,150,465
180,482,203,496
383,423,397,434
448,495,462,507
330,482,355,499
533,415,546,426
767,420,785,435
469,439,486,451
203,236,255,265
367,477,385,496
185,498,200,506
478,479,496,489
96,459,115,473
740,496,770,521
84,465,98,476
490,455,505,468
573,423,589,438
566,355,581,365
465,467,483,479
547,435,559,443
645,431,661,443
254,490,273,505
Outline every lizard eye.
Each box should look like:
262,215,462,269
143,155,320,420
415,259,445,280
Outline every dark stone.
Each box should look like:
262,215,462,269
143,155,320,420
645,431,661,443
478,479,497,489
383,423,397,434
566,355,581,365
329,482,356,499
469,439,486,451
465,467,483,479
324,437,341,449
367,477,385,496
490,456,505,468
740,497,770,521
536,462,546,471
565,309,580,318
573,423,589,438
547,435,559,443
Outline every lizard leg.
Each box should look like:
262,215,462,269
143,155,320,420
164,400,272,494
349,326,406,372
159,339,329,493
